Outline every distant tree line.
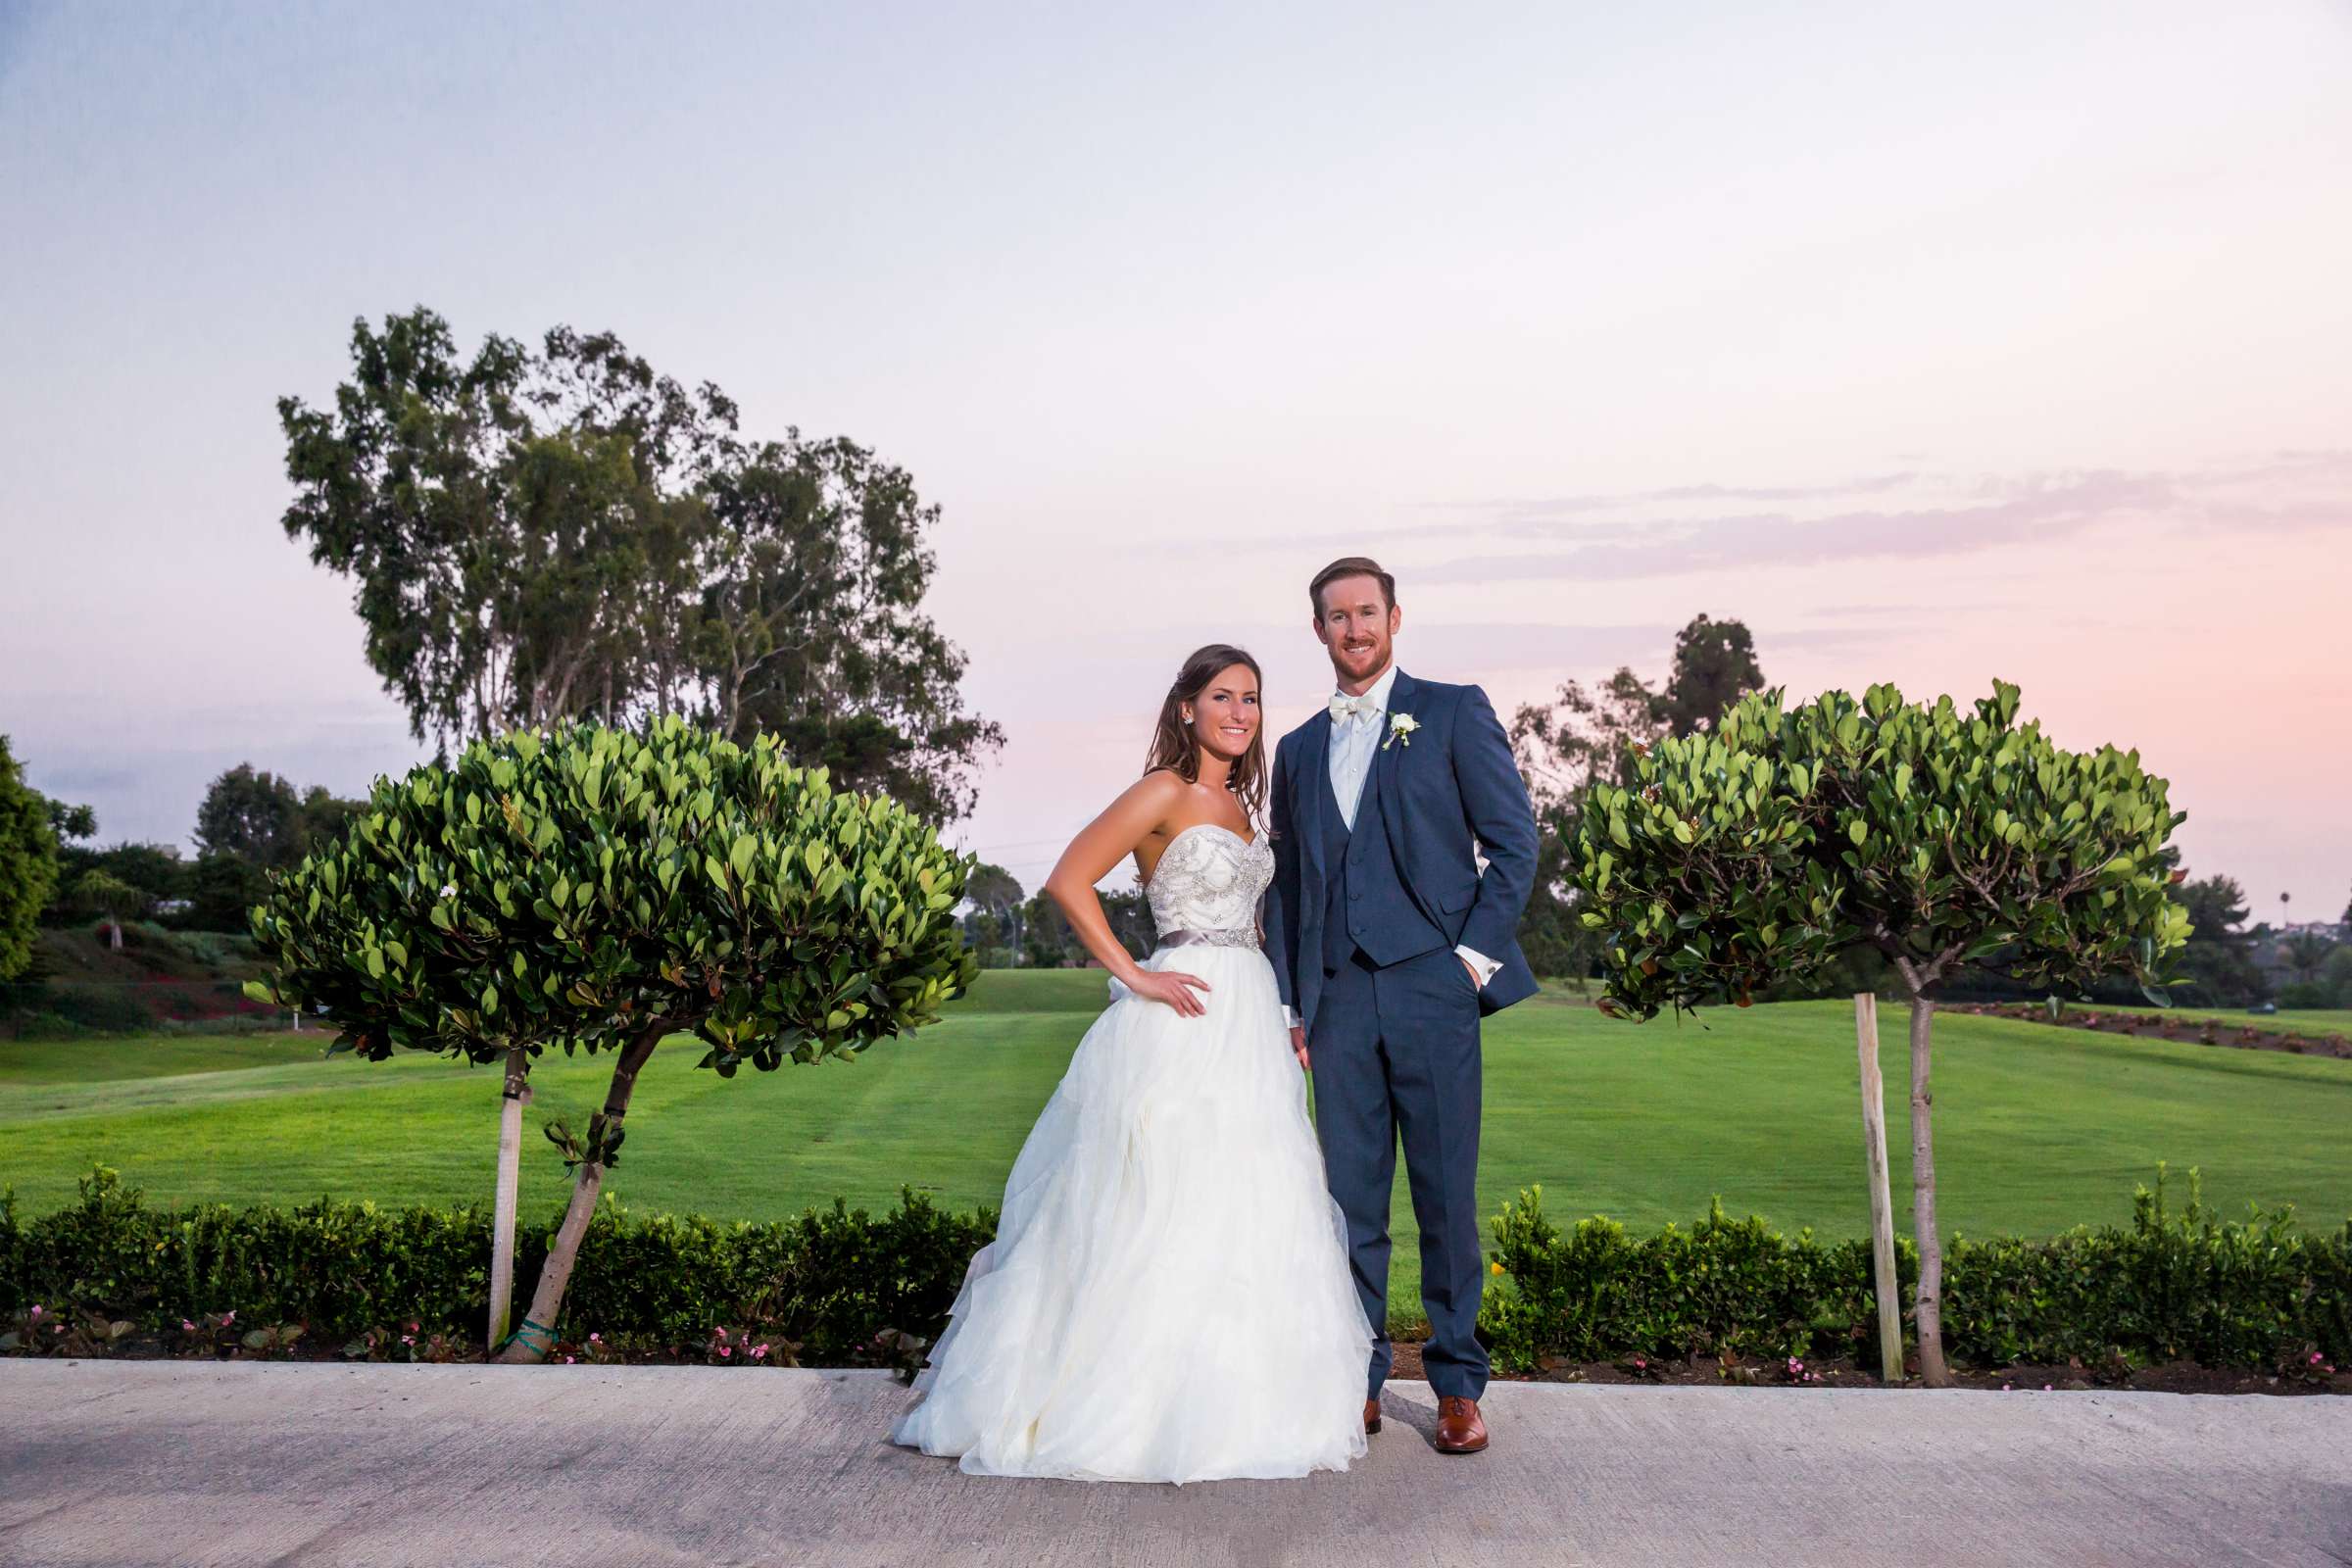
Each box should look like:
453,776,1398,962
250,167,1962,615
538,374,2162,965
956,860,1155,970
0,751,367,972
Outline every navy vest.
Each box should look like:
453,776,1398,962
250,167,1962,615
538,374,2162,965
1321,745,1448,973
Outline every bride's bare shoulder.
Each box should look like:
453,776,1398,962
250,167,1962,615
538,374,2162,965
1100,768,1190,833
1130,767,1190,805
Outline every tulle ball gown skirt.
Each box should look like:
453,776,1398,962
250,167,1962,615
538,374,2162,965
890,942,1373,1483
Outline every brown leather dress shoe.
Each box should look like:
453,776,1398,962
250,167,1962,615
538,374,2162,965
1433,1395,1488,1454
1363,1397,1383,1436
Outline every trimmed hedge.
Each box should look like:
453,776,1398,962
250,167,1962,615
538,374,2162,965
1,1169,990,1363
6,1168,2344,1375
1483,1169,2352,1375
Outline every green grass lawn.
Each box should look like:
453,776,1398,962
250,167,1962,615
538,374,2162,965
7,975,2350,1324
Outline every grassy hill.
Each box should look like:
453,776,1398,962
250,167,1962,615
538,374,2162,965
3,925,275,1036
6,973,2348,1323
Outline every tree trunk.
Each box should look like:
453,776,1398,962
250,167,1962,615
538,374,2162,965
1853,994,1904,1382
1907,993,1953,1387
491,1025,663,1364
486,1048,530,1351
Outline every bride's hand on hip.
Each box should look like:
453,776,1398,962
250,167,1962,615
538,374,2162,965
1125,968,1211,1017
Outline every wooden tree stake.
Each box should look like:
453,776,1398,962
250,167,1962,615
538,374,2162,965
1854,993,1904,1382
488,1048,530,1352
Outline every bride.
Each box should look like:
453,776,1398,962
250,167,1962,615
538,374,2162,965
891,643,1374,1483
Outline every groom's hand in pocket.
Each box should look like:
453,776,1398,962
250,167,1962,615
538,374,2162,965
1290,1024,1309,1071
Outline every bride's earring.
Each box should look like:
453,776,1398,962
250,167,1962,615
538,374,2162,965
1182,712,1193,725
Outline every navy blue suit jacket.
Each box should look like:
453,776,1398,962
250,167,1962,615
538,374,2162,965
1263,668,1541,1034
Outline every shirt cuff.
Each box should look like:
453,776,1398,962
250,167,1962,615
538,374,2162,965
1282,1005,1301,1030
1455,944,1501,987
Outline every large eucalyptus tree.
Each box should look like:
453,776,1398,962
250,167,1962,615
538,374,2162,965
277,308,1001,822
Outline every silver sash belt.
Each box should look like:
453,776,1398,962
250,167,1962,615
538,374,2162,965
1156,927,1261,951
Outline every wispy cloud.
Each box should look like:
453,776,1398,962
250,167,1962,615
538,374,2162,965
1429,470,1926,530
1414,455,2352,585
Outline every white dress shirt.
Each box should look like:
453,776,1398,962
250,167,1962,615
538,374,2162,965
1281,664,1499,1031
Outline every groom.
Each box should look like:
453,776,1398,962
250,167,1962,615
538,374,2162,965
1263,556,1539,1456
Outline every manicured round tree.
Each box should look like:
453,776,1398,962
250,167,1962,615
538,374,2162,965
1569,681,2188,1385
246,716,977,1360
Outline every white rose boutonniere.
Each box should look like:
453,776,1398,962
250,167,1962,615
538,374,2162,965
1383,711,1419,751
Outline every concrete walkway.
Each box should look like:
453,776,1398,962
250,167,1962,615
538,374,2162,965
1,1362,2346,1567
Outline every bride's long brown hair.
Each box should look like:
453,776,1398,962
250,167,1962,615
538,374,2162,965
1143,643,1268,825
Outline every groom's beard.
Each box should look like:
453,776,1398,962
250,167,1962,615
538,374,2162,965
1336,639,1383,686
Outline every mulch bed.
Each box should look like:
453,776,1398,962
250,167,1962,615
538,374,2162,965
1954,1003,2352,1060
17,1328,2345,1396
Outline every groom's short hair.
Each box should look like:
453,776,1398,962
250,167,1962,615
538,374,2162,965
1309,556,1396,614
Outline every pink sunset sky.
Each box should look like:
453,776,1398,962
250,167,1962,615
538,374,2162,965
3,4,2347,916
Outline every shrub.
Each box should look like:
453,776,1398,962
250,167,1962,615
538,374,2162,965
1482,1170,2352,1377
0,1169,992,1361
14,1169,2336,1380
1484,1186,1891,1372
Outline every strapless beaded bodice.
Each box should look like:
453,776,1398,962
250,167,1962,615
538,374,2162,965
1144,823,1273,942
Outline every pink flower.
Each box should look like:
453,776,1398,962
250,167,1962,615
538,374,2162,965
2042,1384,2053,1391
718,1347,732,1359
220,1311,234,1326
28,1305,41,1320
401,1335,416,1346
181,1318,196,1332
588,1333,601,1344
751,1344,769,1360
2313,1351,2326,1364
564,1355,575,1364
715,1327,729,1341
406,1321,419,1334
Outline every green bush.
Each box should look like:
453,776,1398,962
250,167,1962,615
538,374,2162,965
1483,1187,1890,1371
1481,1171,2352,1375
13,1167,2340,1377
0,1169,993,1360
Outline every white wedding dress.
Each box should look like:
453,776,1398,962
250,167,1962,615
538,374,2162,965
891,822,1374,1483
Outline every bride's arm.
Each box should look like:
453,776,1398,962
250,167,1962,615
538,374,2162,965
1042,772,1210,1017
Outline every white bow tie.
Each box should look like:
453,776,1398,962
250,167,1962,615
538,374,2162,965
1329,693,1377,724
